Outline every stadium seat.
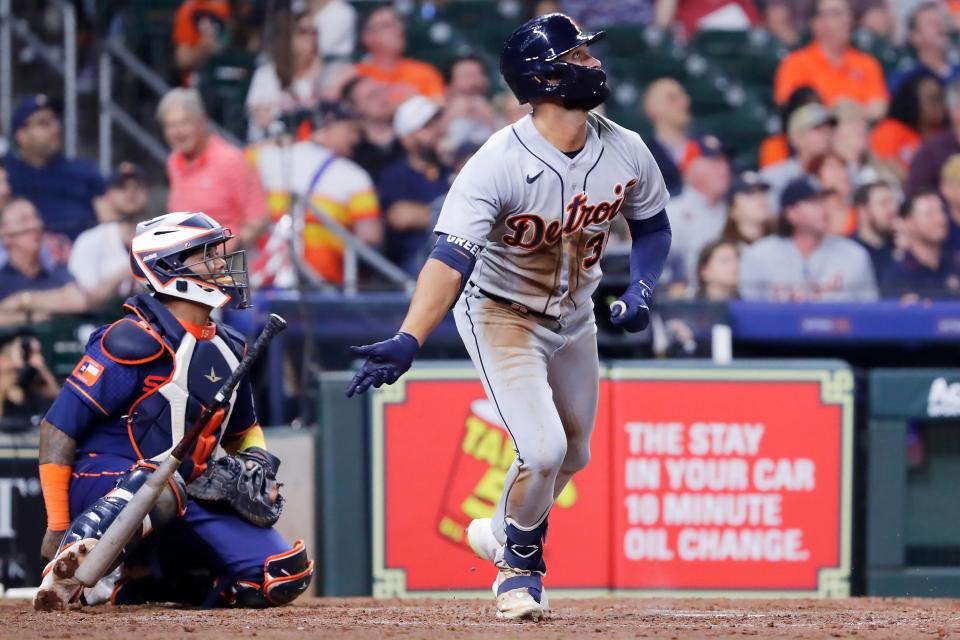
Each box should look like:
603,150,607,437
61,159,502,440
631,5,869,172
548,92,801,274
198,50,258,139
852,28,904,74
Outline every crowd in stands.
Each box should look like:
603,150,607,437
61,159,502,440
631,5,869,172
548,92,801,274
4,0,960,336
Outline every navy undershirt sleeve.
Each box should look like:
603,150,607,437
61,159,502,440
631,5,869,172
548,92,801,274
626,210,672,289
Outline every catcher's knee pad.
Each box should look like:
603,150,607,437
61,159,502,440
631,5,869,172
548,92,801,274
231,540,314,608
60,461,187,554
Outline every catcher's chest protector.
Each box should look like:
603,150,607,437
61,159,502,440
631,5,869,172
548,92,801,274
120,297,245,480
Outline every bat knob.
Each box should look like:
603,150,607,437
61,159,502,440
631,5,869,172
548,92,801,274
610,300,627,317
267,314,288,333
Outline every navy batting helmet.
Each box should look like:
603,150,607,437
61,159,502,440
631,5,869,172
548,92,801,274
500,13,608,110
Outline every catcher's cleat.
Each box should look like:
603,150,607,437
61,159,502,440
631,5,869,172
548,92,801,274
467,518,500,562
34,539,97,612
493,567,545,621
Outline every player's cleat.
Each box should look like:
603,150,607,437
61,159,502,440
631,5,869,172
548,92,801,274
34,539,97,611
467,518,501,562
493,567,545,621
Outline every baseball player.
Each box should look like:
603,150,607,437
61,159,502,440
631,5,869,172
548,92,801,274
35,212,313,611
348,13,670,620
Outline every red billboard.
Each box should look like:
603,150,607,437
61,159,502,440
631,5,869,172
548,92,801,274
371,364,852,597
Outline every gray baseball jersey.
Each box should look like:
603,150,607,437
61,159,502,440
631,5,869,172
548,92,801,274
436,113,669,319
440,113,668,540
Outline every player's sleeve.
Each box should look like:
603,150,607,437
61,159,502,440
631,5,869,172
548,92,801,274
620,133,670,221
434,148,506,246
43,325,143,440
223,377,259,438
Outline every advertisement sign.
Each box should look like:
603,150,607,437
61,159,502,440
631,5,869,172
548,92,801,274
611,367,852,595
0,449,44,589
371,368,612,596
371,363,852,597
870,370,960,420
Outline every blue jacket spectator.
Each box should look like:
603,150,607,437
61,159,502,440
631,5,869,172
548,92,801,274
4,95,106,242
0,198,89,326
378,96,449,275
888,2,960,93
883,190,960,299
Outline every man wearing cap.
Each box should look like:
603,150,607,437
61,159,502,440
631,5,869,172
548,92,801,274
67,162,149,303
4,94,107,242
377,95,448,275
761,103,836,212
253,101,382,285
666,135,731,284
722,171,774,247
739,176,877,301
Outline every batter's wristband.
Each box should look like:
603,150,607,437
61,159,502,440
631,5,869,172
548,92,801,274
39,463,73,530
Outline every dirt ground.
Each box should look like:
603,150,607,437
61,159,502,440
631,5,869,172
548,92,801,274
3,596,960,639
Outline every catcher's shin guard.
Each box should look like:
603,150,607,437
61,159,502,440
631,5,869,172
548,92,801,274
35,462,186,611
230,539,314,607
59,460,187,557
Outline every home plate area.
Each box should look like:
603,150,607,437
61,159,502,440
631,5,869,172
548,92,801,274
3,597,960,639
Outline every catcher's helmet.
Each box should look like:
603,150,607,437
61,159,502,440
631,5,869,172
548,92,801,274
500,13,608,109
130,212,250,309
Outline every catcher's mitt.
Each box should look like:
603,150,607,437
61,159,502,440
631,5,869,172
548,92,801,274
187,447,284,527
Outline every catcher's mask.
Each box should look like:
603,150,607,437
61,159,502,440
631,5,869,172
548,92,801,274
130,211,251,310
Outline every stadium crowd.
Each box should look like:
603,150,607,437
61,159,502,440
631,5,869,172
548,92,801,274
3,0,960,335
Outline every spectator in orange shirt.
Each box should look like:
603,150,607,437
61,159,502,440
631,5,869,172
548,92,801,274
774,0,888,120
172,0,231,83
355,6,444,105
158,88,269,248
870,71,947,182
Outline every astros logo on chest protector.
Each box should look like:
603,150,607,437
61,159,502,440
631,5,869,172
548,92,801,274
502,179,638,250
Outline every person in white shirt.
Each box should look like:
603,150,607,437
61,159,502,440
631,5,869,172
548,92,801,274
666,135,732,284
246,11,348,141
740,176,878,301
68,162,147,302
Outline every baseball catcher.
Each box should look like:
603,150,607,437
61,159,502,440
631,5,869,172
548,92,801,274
35,212,313,610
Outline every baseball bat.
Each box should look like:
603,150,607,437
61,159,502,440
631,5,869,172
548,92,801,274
73,314,288,587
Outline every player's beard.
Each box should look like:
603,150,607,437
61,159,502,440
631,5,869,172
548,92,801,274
562,85,610,111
